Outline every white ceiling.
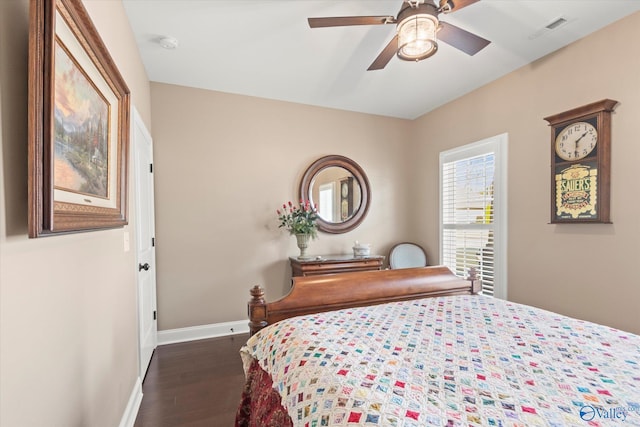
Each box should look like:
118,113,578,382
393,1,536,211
122,0,640,120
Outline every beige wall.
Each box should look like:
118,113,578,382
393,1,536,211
151,13,640,335
409,11,640,334
150,83,412,330
0,1,150,426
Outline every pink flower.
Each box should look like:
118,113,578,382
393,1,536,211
276,200,318,237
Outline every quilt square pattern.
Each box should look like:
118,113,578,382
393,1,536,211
241,295,640,426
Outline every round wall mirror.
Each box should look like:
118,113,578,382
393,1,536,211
300,155,371,234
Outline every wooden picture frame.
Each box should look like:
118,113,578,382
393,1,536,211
28,0,130,237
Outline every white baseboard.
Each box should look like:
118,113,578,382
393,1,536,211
118,377,143,427
157,319,249,345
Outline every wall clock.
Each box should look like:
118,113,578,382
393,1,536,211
340,177,354,221
544,99,618,223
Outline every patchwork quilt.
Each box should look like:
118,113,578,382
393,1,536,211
240,295,640,426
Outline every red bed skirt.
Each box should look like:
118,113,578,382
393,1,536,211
235,359,293,427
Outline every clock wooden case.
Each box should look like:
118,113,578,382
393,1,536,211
544,99,618,223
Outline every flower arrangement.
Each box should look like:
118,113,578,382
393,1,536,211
277,200,319,238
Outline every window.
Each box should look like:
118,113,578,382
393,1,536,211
439,134,507,298
318,183,334,220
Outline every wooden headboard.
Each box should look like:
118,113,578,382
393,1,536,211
248,265,480,335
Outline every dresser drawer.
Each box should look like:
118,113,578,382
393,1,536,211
290,255,385,277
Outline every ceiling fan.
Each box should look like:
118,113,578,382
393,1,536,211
308,0,490,70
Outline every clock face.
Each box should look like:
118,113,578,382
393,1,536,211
341,182,348,198
555,121,598,161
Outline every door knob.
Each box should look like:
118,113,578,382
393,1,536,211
139,263,150,271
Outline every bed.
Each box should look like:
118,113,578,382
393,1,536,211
235,266,640,426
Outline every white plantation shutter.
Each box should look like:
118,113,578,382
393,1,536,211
440,135,507,298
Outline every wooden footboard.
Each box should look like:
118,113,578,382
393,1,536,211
248,265,479,335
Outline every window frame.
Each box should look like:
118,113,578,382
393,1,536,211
439,133,508,299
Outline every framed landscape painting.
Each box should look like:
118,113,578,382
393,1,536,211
28,0,130,237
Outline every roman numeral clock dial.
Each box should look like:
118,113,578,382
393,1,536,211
544,99,618,223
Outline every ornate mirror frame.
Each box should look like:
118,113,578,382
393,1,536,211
300,155,371,234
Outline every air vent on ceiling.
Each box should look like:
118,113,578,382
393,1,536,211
528,16,569,40
546,17,568,30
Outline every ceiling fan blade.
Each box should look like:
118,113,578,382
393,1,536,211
308,16,394,28
438,21,490,56
368,34,398,71
439,0,480,13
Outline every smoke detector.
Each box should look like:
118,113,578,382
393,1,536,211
158,36,179,50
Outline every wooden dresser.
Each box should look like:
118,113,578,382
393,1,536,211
290,255,385,277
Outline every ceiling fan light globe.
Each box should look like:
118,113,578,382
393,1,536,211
397,14,438,61
398,39,438,61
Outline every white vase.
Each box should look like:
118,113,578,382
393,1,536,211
295,233,311,259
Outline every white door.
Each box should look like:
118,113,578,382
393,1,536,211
133,108,157,378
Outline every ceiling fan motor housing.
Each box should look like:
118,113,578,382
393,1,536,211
396,3,439,61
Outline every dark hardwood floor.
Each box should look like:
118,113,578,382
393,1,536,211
134,334,249,427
